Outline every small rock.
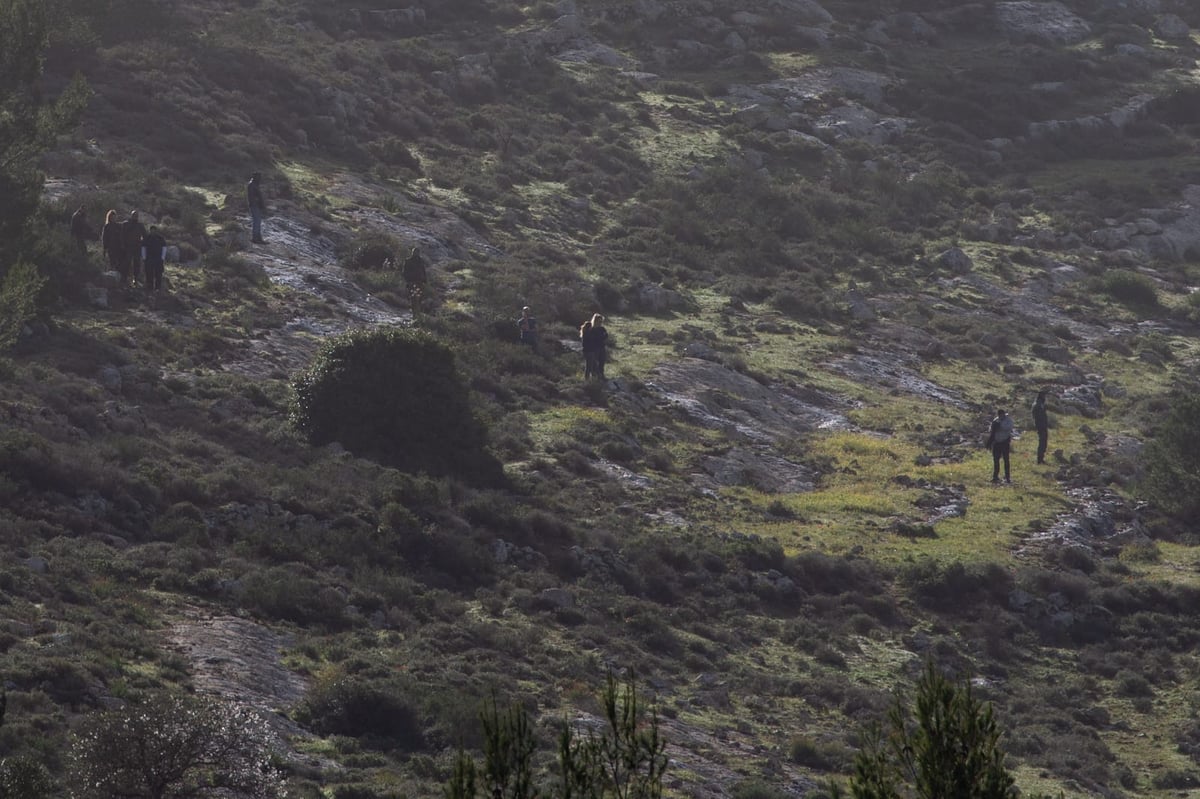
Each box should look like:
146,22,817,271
539,588,576,609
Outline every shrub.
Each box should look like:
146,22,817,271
1139,393,1200,522
445,671,667,799
0,691,51,799
297,675,424,750
239,566,347,627
1100,269,1159,309
0,261,44,352
788,734,848,771
340,231,401,271
830,661,1059,799
69,692,285,799
731,779,790,799
291,327,501,482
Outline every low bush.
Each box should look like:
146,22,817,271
297,675,425,750
1100,269,1159,309
239,566,347,628
731,779,790,799
291,327,501,483
340,231,401,271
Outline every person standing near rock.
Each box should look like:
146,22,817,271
121,210,147,287
247,171,266,244
1032,390,1050,465
580,313,608,379
101,210,124,277
141,225,167,293
70,205,94,256
517,306,539,351
986,407,1014,484
401,246,428,311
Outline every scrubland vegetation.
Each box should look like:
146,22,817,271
3,0,1200,796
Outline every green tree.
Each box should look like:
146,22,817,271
0,0,88,265
1140,392,1200,522
0,260,45,351
291,327,501,482
447,672,668,799
832,662,1058,799
567,671,667,799
68,692,286,799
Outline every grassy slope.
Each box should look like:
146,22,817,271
7,0,1200,796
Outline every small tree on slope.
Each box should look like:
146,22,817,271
832,661,1059,799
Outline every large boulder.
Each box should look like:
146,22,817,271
995,1,1091,45
766,0,834,26
363,7,425,32
1153,14,1190,40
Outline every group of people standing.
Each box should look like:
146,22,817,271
71,206,168,292
515,307,609,380
986,390,1050,483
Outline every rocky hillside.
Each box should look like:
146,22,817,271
6,0,1200,796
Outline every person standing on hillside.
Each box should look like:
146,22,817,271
121,210,147,287
1032,390,1050,465
517,306,539,351
247,171,266,244
142,225,167,294
101,210,124,276
580,313,609,379
70,205,94,256
986,407,1014,484
401,246,428,312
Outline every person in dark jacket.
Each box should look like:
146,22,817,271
70,205,94,255
101,210,124,277
401,246,428,311
142,226,167,293
1032,390,1050,465
517,306,539,351
580,313,608,379
121,210,147,286
247,171,266,243
986,408,1014,483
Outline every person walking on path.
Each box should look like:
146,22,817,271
517,306,539,351
142,225,167,293
580,313,608,379
247,171,267,244
121,210,147,287
101,210,124,276
1032,390,1050,465
401,246,428,312
70,205,94,256
986,408,1014,483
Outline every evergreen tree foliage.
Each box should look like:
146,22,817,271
0,260,45,351
1139,392,1200,523
290,327,501,482
447,672,668,799
0,0,88,269
481,693,538,799
832,661,1058,799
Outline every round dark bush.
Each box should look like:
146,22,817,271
1139,393,1200,522
291,328,501,482
298,677,424,750
1100,269,1158,308
340,232,400,271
